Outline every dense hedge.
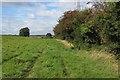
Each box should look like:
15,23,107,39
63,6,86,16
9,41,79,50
53,2,120,57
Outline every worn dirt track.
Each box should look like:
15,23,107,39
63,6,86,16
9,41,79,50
55,39,74,48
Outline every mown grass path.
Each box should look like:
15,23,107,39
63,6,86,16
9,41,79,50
2,36,118,78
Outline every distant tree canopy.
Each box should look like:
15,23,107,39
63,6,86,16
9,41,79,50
46,33,52,38
53,2,120,49
19,27,30,37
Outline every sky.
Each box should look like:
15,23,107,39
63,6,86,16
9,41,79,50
1,0,93,35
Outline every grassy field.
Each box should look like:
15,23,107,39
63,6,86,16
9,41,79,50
1,35,119,78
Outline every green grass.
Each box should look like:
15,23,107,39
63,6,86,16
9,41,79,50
1,35,119,78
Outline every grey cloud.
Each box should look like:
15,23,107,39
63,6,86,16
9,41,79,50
2,2,35,7
1,0,58,2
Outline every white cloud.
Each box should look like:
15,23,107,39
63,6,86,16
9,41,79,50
2,18,25,35
47,2,59,7
1,2,92,35
47,2,79,13
59,0,77,2
2,2,59,35
2,14,57,35
22,19,57,35
27,13,35,19
37,9,62,18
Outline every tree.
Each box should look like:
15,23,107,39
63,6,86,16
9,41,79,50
19,27,30,37
46,33,52,38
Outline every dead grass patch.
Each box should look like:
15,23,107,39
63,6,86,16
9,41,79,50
89,50,118,74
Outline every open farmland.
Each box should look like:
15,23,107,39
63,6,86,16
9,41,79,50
1,35,118,78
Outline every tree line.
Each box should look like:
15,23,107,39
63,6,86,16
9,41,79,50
53,2,120,57
19,27,52,38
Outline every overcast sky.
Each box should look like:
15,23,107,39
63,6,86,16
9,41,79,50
1,0,93,35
